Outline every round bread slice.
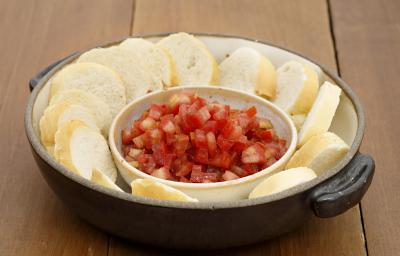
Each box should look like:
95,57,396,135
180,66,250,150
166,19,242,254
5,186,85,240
157,32,218,86
119,38,176,87
286,132,349,175
40,102,99,147
49,89,112,135
131,179,198,202
50,62,126,118
77,46,154,102
91,168,122,191
273,61,319,115
54,120,117,181
219,47,277,99
248,167,317,199
298,82,342,146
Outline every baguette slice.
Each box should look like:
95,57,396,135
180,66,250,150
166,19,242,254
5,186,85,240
131,179,198,202
274,61,319,115
286,132,349,175
49,89,112,135
77,46,154,102
157,32,218,85
54,120,117,181
249,167,317,199
50,62,126,117
91,168,122,191
40,102,99,147
119,38,176,87
219,47,277,99
298,82,342,146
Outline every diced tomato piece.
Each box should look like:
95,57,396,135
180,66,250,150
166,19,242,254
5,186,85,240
190,165,218,183
186,106,211,129
165,133,176,145
243,163,258,175
151,167,172,180
121,129,134,145
139,117,157,131
209,103,230,120
232,135,248,153
132,134,146,148
194,129,207,148
254,129,275,142
245,106,257,117
278,139,287,147
180,176,190,182
152,141,168,166
222,170,240,181
209,150,232,169
169,93,192,114
206,132,217,157
149,104,165,120
173,134,190,156
231,165,248,177
242,143,267,164
146,128,164,144
217,135,235,151
174,160,193,177
128,148,142,159
137,154,156,174
163,153,176,171
194,147,208,164
160,115,176,134
201,120,218,134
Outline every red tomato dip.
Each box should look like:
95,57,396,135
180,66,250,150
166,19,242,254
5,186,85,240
121,91,287,183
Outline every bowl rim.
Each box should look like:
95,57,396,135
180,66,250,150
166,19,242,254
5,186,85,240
24,32,364,210
108,85,298,189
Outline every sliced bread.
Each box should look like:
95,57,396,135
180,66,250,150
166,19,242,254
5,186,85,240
290,114,306,131
119,38,176,87
219,47,277,99
273,61,319,115
50,62,126,117
77,46,154,102
54,120,117,181
91,168,122,191
298,82,342,146
40,102,99,147
286,132,349,175
248,167,317,199
157,32,218,85
49,89,112,135
131,179,198,202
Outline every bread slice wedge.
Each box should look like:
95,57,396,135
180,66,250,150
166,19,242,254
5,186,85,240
91,168,122,191
131,179,198,202
50,62,126,118
40,102,99,147
54,120,117,181
119,38,176,87
157,32,218,85
248,167,317,199
286,132,349,175
273,61,319,115
77,46,154,102
49,89,112,135
219,47,277,99
298,82,342,146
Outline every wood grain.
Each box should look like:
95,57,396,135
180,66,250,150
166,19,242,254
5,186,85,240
0,0,132,255
110,1,366,254
330,0,400,255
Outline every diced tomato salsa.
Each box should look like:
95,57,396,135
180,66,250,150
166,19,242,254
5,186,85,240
122,91,287,183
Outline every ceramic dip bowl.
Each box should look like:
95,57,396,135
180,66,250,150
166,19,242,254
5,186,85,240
109,86,298,202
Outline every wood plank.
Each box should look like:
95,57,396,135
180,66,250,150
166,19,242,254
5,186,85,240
330,0,400,255
110,1,366,254
0,0,133,255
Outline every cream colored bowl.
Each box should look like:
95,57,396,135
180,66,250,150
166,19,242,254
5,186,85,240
109,86,297,202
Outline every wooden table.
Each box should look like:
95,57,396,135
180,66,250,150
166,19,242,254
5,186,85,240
1,0,398,255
